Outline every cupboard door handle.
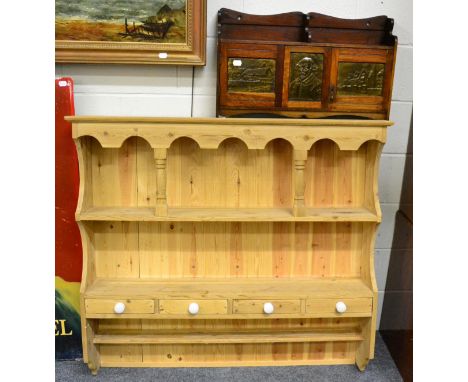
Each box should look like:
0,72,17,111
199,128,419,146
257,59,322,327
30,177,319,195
263,302,274,314
114,302,126,314
329,86,336,102
335,301,347,313
188,302,199,315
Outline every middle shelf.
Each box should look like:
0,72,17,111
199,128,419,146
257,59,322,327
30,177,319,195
84,278,374,319
76,206,379,222
86,278,373,300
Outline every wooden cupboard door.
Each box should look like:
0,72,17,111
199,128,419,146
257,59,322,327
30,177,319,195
329,48,393,115
159,300,228,316
218,43,279,109
233,299,301,315
306,298,372,316
85,299,155,314
282,46,331,110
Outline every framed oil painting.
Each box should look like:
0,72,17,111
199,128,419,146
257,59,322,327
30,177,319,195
55,0,206,65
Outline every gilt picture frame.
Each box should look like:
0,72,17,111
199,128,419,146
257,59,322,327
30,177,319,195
55,0,206,65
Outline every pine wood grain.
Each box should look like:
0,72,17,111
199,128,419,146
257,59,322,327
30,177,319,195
85,278,373,299
94,330,363,344
68,116,390,151
71,117,388,371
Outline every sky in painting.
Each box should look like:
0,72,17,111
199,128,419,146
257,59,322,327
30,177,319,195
56,0,186,21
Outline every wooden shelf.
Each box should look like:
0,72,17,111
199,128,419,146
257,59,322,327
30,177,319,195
77,207,155,221
77,207,379,222
94,329,363,345
86,278,373,300
70,116,388,372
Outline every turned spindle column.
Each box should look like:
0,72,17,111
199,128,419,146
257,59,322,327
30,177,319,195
154,148,168,216
293,150,308,216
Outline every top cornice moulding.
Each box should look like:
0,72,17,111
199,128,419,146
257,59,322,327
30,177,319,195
66,116,392,151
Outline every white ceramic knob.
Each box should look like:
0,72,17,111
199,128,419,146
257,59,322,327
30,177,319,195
263,302,274,314
114,302,125,314
335,301,347,314
188,302,199,315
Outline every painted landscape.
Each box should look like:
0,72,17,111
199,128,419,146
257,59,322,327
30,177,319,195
56,0,186,43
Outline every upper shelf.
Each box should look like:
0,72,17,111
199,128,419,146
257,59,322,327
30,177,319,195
67,116,392,151
76,206,380,222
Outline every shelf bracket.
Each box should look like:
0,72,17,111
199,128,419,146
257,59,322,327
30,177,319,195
355,317,372,371
154,148,168,216
293,150,308,217
85,321,100,375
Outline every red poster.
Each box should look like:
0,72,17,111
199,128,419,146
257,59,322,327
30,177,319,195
55,78,82,359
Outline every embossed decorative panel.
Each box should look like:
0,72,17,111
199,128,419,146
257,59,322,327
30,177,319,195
288,53,324,102
227,58,276,93
337,63,385,97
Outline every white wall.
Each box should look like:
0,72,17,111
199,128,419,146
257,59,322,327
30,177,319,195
56,0,413,328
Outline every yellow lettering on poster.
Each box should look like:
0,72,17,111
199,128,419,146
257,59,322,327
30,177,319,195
55,319,73,336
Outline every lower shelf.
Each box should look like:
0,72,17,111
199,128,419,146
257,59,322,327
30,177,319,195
94,329,363,345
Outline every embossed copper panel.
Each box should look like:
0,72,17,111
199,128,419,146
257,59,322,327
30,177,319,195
288,53,324,101
337,63,385,96
228,58,276,93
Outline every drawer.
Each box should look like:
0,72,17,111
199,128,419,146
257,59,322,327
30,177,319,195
159,300,228,315
233,299,301,315
306,298,372,315
85,299,155,314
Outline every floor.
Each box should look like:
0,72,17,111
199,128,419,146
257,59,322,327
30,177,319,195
55,333,403,382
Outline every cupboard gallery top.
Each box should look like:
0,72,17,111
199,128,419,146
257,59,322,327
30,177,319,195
70,116,391,150
68,116,392,222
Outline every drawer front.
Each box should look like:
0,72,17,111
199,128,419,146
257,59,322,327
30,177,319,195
306,298,372,315
159,300,228,315
85,299,155,314
233,299,301,314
